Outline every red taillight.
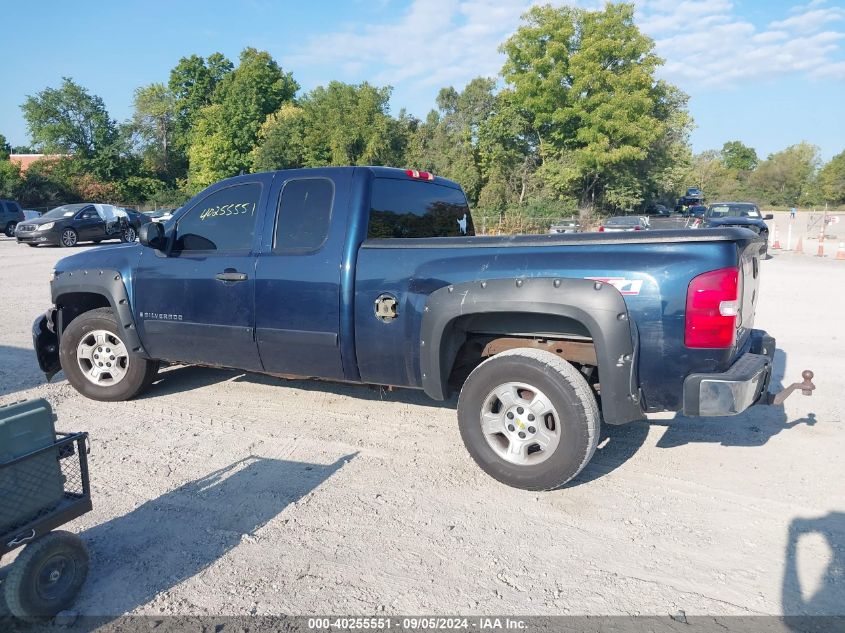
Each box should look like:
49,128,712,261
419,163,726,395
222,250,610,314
685,267,740,348
406,169,434,181
598,226,605,232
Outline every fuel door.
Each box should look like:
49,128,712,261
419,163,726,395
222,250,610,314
374,293,398,323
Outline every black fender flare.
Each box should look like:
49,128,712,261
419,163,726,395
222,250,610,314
50,268,149,358
419,277,644,425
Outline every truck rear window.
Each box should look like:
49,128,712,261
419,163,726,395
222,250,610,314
368,178,473,239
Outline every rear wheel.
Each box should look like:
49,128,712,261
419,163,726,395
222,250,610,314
4,531,89,620
121,226,137,242
4,222,17,237
457,348,600,491
59,307,159,401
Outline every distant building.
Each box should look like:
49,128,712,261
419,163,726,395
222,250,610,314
9,153,68,173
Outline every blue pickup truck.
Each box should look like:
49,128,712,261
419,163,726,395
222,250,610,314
32,167,809,490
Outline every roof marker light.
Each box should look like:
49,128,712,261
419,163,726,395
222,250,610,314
406,169,435,181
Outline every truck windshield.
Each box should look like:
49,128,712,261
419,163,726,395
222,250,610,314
368,178,473,239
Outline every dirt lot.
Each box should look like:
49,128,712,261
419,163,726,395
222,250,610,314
0,236,842,618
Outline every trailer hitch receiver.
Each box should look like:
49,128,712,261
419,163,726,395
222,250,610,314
768,370,815,406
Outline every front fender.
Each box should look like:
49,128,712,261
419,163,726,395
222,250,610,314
419,277,644,425
50,268,149,359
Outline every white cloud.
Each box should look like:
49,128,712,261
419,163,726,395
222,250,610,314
636,0,845,88
770,6,845,33
284,0,845,103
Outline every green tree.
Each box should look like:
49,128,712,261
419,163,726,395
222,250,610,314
817,150,845,205
21,77,118,159
751,142,821,206
0,133,10,160
168,52,233,177
251,104,306,171
253,80,406,172
501,3,682,210
405,77,500,205
188,48,297,189
131,83,176,177
721,140,758,171
0,160,22,198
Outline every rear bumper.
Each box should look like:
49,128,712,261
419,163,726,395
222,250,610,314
682,331,775,417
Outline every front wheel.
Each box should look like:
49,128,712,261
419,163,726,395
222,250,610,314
121,226,137,242
457,348,600,491
4,531,89,620
5,222,17,237
59,228,78,248
59,307,159,401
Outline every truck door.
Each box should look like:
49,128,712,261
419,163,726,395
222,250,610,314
133,177,272,371
254,170,352,380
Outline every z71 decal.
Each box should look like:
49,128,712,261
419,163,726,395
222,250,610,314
586,277,643,296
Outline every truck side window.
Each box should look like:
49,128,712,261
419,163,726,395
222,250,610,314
174,183,261,253
368,178,473,239
274,178,334,253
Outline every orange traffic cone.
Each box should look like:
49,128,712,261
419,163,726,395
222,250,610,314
817,230,825,257
836,243,845,260
795,236,804,254
772,225,781,249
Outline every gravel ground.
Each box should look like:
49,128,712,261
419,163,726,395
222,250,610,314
0,236,842,619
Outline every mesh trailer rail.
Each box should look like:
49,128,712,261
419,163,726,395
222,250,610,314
0,399,92,620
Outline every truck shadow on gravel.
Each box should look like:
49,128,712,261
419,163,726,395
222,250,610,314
144,364,455,409
70,453,355,621
654,348,816,449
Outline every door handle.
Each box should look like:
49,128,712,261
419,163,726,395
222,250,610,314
215,270,248,282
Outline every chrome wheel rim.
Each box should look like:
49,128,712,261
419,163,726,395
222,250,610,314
480,382,561,465
61,230,77,247
77,329,130,386
125,227,136,242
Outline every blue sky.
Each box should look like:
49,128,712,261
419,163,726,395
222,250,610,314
1,0,843,160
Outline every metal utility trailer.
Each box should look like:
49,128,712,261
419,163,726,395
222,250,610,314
1,400,91,620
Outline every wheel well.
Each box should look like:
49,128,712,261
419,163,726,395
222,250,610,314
56,292,111,333
442,312,599,397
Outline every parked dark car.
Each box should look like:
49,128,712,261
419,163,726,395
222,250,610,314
1,199,25,237
644,203,670,216
598,216,649,232
697,202,773,255
14,203,137,247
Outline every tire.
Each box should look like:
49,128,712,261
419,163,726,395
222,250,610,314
457,348,600,491
59,228,78,248
121,226,137,243
59,307,159,401
4,531,89,620
4,222,16,237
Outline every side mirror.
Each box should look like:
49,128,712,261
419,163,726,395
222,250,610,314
764,214,774,220
138,222,165,250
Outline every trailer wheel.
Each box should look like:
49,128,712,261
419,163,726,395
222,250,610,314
4,531,89,620
457,348,600,491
